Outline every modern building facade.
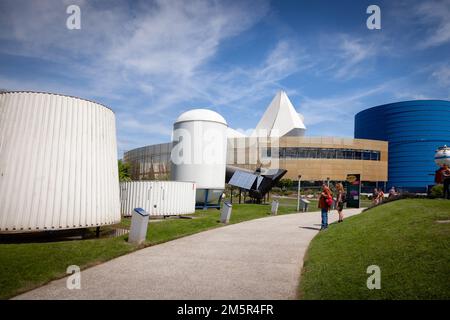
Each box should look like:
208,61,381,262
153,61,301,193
124,136,388,184
124,91,389,186
355,100,450,191
125,142,171,180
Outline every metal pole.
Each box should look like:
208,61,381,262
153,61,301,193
203,189,209,210
327,177,330,187
297,174,302,212
230,186,233,204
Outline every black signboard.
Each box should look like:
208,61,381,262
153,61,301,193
346,174,361,208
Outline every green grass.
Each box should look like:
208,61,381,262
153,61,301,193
298,199,450,300
0,235,136,300
0,203,301,299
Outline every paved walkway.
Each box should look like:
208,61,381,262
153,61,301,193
14,208,363,300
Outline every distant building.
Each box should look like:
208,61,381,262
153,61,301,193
124,91,388,187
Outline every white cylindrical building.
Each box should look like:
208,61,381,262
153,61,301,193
120,181,196,217
0,91,121,232
170,109,228,206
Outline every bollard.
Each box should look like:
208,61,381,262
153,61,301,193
301,198,310,212
271,200,279,215
220,201,232,223
128,208,149,244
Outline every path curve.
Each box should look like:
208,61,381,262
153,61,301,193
14,208,363,300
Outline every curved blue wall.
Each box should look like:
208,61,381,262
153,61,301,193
355,100,450,191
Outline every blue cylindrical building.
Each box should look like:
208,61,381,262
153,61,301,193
355,100,450,192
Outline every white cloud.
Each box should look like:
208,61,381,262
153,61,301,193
109,0,266,77
140,38,308,118
325,34,381,80
415,0,450,48
0,0,275,154
298,84,387,127
432,64,450,87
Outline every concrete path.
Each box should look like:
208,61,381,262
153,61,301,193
14,208,363,300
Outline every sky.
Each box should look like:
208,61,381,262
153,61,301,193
0,0,449,157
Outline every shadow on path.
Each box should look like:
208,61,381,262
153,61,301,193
299,226,321,231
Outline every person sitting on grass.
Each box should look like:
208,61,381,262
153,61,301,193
388,186,397,199
318,184,333,230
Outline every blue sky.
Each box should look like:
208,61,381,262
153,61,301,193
0,0,449,157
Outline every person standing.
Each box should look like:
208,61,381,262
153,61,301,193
377,188,385,204
335,183,345,222
442,164,450,199
435,165,446,184
318,184,333,230
372,188,379,205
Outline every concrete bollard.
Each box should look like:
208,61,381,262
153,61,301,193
220,201,232,223
128,208,149,244
301,198,310,212
271,200,279,215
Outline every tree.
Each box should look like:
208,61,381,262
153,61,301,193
277,178,293,189
118,160,131,182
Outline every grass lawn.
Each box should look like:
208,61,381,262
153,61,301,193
0,203,305,299
298,199,450,299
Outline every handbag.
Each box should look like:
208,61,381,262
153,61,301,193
326,196,333,206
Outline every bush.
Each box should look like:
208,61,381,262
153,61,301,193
277,178,294,189
271,187,282,194
430,184,444,199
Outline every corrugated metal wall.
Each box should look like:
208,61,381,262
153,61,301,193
120,181,196,217
355,100,450,191
0,92,121,232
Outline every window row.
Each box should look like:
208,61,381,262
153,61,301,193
272,147,381,161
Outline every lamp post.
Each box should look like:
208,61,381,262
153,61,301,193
327,177,330,187
297,174,302,212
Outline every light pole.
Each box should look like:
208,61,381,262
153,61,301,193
297,174,302,212
327,177,330,187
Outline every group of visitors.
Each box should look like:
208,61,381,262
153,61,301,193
317,182,345,231
372,188,385,205
435,163,450,199
316,163,450,231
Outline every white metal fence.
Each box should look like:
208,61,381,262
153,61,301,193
120,181,196,217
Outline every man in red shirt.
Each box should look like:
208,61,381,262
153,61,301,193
435,165,446,184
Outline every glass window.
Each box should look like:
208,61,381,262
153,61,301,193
277,147,380,161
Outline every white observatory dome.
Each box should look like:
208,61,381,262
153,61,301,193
175,109,227,125
171,109,228,206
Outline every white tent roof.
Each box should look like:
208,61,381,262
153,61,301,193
253,91,306,137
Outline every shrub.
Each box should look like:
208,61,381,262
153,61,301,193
430,184,444,199
277,178,294,189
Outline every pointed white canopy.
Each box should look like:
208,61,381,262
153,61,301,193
253,91,306,137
